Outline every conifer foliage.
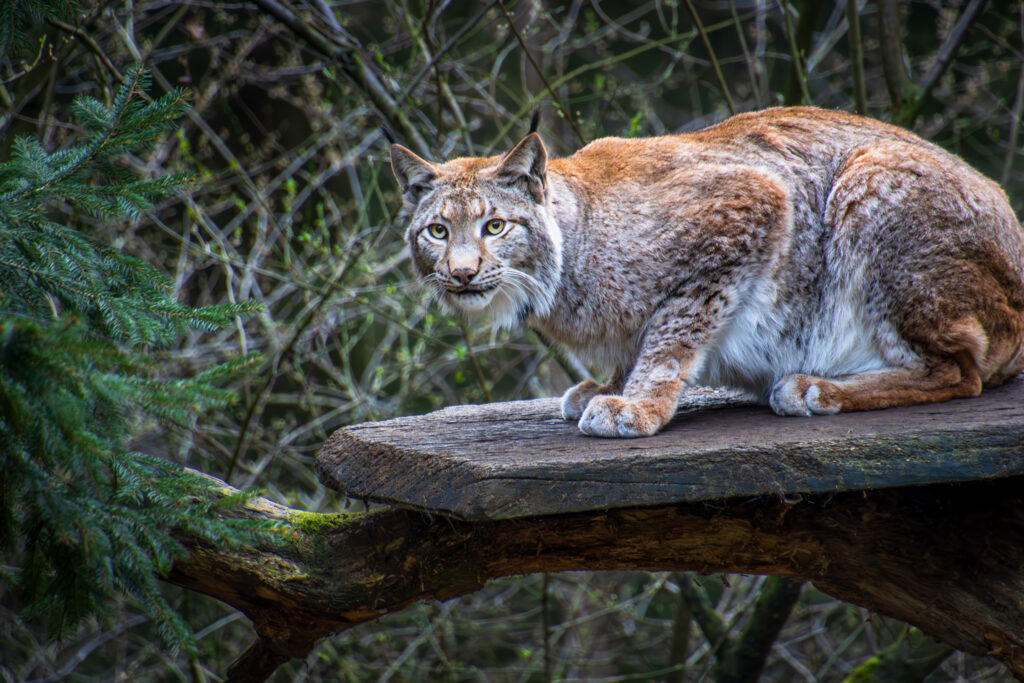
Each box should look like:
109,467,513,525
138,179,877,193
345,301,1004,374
0,0,78,55
0,65,265,649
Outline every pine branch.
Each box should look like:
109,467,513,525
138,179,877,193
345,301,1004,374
0,67,264,653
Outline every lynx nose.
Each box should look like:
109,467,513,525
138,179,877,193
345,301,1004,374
450,266,478,285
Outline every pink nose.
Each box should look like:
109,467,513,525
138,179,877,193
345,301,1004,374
451,267,477,285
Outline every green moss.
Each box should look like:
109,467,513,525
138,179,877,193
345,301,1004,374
288,511,357,540
842,657,879,683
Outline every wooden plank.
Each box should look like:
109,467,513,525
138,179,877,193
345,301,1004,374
315,378,1024,521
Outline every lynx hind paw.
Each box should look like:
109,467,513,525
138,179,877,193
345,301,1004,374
769,374,842,417
560,380,604,421
578,395,665,438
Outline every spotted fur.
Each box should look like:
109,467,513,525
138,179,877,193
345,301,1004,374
390,107,1024,437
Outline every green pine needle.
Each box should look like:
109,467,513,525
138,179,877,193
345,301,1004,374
0,66,269,653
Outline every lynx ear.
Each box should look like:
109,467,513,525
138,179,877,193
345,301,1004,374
495,133,547,202
390,144,438,207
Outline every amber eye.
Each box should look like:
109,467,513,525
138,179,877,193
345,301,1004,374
426,223,448,240
484,219,506,236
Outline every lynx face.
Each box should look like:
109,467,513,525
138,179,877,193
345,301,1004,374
392,135,562,329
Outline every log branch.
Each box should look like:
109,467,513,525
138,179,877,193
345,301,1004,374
168,476,1024,681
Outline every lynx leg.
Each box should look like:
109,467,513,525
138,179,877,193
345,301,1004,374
561,370,625,420
770,354,981,417
579,303,714,438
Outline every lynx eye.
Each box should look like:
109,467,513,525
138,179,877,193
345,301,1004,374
484,219,506,236
425,223,448,240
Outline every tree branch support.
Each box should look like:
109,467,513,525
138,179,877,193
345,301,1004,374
168,477,1024,681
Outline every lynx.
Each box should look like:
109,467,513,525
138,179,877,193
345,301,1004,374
389,107,1024,438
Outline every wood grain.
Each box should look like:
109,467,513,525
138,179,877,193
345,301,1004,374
316,379,1024,520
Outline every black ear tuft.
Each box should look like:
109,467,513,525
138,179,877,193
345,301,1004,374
380,125,397,145
528,108,540,135
495,133,547,203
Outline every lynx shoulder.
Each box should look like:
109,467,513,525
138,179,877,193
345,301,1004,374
389,107,1024,437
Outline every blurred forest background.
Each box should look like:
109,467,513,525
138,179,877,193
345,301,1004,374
2,0,1023,680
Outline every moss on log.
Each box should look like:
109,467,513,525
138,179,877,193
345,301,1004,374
168,476,1024,682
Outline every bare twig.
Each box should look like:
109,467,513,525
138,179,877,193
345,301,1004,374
779,0,812,107
47,17,122,82
876,0,907,113
251,0,432,156
1,35,50,86
1002,5,1024,186
497,0,587,145
782,0,823,106
683,0,736,115
896,0,988,127
846,0,867,114
728,0,763,108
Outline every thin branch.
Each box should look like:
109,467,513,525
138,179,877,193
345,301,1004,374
876,0,907,113
779,0,812,107
251,0,432,156
497,0,587,145
728,0,763,108
1002,4,1024,186
846,0,867,114
782,0,823,106
1,35,50,86
47,17,122,82
683,0,736,115
896,0,988,127
400,1,500,101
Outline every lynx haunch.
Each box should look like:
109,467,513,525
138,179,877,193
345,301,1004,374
390,107,1024,438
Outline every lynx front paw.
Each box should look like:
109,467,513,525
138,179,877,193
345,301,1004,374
560,380,605,420
769,374,842,416
578,395,665,438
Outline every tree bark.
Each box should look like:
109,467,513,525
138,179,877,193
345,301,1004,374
168,476,1024,681
720,577,804,683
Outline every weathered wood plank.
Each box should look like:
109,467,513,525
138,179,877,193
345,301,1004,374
315,378,1024,521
